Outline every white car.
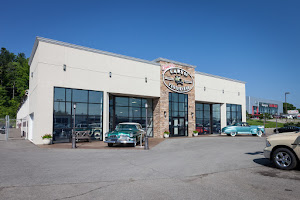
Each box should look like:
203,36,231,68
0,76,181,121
264,132,300,170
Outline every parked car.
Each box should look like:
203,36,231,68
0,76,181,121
221,122,264,137
264,132,300,170
196,126,209,134
104,122,145,147
282,115,293,119
273,126,300,133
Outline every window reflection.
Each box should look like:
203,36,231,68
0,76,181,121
115,97,129,106
54,88,65,101
196,103,221,134
73,89,88,102
130,98,141,107
53,87,103,143
109,95,153,136
88,104,102,115
226,104,242,125
196,103,211,134
75,103,88,115
212,104,221,133
169,93,188,137
89,91,103,104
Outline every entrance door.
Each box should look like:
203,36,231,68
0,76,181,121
171,117,185,137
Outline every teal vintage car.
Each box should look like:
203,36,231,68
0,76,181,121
104,122,145,147
221,122,264,137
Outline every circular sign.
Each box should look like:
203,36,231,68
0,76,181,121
163,68,194,93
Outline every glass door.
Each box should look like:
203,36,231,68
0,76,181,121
171,117,185,137
169,93,188,137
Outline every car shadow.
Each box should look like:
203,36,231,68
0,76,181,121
109,143,135,148
253,158,275,168
253,158,300,171
245,151,263,155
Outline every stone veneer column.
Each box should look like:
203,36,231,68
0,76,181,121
153,61,196,138
152,98,161,138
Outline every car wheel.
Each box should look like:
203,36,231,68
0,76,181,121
108,143,113,147
257,131,262,137
272,148,298,170
132,139,137,147
230,132,236,137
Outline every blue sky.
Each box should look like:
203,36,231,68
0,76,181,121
1,0,299,108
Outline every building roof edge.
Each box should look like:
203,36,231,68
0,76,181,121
153,57,197,69
28,37,160,66
195,71,246,84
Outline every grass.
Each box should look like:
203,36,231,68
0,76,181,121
246,119,285,128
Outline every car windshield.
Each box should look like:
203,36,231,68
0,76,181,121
241,123,249,127
116,124,138,131
232,123,242,126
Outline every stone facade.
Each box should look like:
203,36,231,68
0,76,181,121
153,60,196,138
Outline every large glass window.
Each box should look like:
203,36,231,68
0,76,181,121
196,103,208,134
53,87,103,143
258,103,278,115
226,104,242,125
196,103,220,134
109,96,153,137
212,104,221,133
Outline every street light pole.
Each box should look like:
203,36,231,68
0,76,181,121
72,103,77,149
275,112,278,134
285,92,290,122
144,103,149,150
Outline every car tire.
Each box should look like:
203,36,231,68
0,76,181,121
230,132,236,137
257,131,262,137
272,148,298,170
132,139,137,147
108,143,113,147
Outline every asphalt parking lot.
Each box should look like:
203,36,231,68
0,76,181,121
0,136,299,200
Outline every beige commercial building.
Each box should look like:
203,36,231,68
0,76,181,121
17,37,246,144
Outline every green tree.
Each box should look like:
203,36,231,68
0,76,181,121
0,48,29,118
0,48,16,86
283,103,296,114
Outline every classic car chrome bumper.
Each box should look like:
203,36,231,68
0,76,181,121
104,138,135,144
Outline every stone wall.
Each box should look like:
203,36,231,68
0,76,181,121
153,61,196,138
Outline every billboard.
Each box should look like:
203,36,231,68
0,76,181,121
288,110,299,115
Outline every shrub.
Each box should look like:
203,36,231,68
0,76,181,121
42,134,52,139
164,131,170,135
193,130,198,133
283,122,300,127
